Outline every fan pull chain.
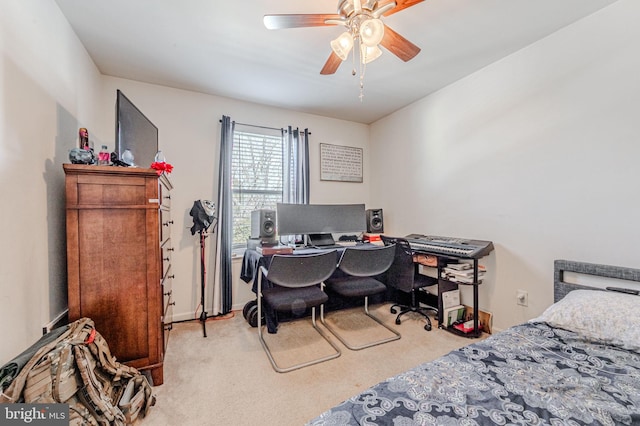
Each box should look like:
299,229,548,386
358,39,366,102
351,44,357,77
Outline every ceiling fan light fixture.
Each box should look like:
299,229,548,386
331,32,354,61
263,0,424,100
359,18,384,47
361,44,382,64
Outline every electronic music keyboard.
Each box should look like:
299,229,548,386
405,234,494,259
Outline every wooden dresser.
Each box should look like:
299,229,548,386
63,164,174,385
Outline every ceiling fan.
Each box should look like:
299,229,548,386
264,0,423,76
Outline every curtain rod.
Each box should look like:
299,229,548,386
219,119,311,134
218,120,281,132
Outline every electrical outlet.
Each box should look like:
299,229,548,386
517,290,528,306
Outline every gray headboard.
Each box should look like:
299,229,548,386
554,259,640,303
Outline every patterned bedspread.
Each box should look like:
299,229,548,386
308,322,640,425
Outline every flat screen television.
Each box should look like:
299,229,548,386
276,203,367,245
115,90,158,168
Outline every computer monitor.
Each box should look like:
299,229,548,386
276,203,366,246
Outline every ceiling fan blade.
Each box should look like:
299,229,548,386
380,25,421,62
320,52,343,75
379,0,424,17
264,14,342,30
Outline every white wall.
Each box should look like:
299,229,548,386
370,0,640,331
0,1,103,363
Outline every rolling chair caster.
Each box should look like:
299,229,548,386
424,322,432,331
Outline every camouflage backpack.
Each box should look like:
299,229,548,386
0,318,155,425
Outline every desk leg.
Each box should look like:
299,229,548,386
472,260,480,336
472,284,480,335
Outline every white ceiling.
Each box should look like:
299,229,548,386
55,0,617,124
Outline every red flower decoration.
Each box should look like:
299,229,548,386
151,162,174,176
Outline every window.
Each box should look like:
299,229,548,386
231,129,284,249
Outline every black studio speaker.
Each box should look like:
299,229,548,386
251,209,277,245
366,209,384,233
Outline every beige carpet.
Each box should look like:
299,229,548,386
140,303,479,425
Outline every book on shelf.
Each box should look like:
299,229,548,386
442,304,465,328
446,263,472,271
441,289,460,309
441,264,486,283
442,267,484,276
443,267,473,275
443,264,486,274
442,273,485,284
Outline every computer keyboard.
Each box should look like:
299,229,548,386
336,241,357,247
311,244,345,250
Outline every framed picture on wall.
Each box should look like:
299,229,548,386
320,143,363,182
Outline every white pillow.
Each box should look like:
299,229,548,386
530,289,640,351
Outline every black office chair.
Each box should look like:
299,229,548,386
321,244,400,350
381,235,438,331
257,250,341,373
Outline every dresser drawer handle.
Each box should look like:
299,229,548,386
167,247,175,252
168,274,175,279
164,290,172,297
163,257,170,262
163,220,174,226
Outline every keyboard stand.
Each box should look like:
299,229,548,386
433,256,484,338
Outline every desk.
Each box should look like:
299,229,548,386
241,244,386,333
243,236,493,337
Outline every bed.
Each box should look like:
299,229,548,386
307,260,640,425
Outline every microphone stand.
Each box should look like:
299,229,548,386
199,230,208,337
198,218,218,338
